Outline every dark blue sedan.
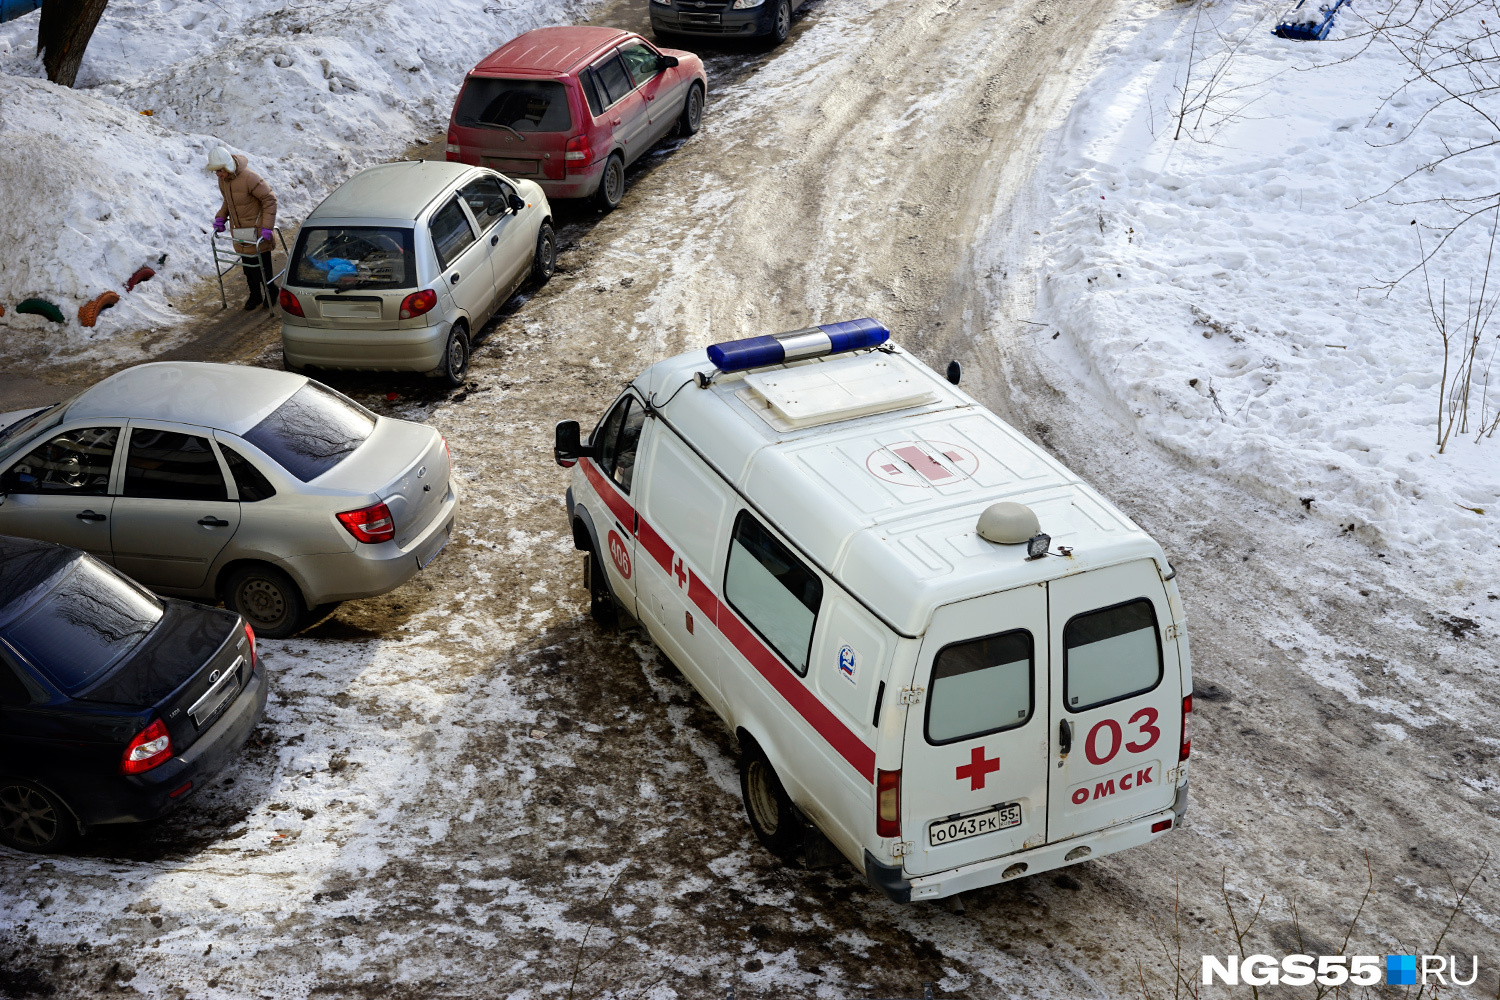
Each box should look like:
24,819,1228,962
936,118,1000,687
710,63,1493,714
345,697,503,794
0,534,267,852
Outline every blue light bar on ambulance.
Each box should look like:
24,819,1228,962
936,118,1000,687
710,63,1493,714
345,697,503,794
705,318,889,373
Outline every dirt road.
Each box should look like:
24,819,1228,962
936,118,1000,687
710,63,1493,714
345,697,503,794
5,0,1498,996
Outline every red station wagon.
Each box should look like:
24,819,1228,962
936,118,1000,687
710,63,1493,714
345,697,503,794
445,27,707,212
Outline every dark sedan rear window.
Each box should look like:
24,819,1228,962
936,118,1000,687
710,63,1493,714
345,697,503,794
454,78,573,132
243,382,376,482
1,558,162,695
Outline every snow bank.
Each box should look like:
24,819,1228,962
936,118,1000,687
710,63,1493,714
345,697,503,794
0,0,587,343
1029,0,1500,591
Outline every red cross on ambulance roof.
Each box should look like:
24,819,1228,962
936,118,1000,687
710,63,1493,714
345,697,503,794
866,440,978,488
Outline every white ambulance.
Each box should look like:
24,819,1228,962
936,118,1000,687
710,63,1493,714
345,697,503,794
553,319,1191,903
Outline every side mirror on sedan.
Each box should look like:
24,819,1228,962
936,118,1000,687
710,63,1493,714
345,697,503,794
660,55,679,68
508,194,526,213
554,420,598,468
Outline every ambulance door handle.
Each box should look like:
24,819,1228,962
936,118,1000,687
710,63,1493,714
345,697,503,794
1058,719,1073,757
615,520,627,537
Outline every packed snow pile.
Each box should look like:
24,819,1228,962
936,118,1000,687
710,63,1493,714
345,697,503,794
0,0,586,344
1030,0,1500,590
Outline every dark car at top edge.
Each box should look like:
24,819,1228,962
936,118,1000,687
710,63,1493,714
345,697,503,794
0,535,267,853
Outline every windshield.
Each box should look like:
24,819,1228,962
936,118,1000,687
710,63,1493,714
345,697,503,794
454,78,573,132
1,557,163,695
290,226,416,291
0,399,73,464
242,382,376,482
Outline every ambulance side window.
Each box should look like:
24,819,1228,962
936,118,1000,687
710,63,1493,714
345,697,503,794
1063,598,1162,712
593,394,646,493
724,511,822,676
925,630,1033,745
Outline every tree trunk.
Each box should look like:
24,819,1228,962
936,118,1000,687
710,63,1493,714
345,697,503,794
37,0,109,88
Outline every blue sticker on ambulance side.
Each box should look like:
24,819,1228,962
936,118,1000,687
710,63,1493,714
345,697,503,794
837,643,859,684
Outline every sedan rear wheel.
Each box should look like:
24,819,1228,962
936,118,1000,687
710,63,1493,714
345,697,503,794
225,563,308,640
0,780,75,853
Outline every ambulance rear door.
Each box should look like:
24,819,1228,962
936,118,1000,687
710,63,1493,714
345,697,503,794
900,583,1050,877
1046,560,1181,842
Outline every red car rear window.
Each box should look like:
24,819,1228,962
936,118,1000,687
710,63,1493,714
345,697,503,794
455,78,573,133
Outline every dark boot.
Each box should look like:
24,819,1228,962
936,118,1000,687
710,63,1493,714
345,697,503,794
259,251,277,309
241,255,263,311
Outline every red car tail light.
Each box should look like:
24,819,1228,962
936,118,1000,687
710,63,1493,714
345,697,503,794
337,502,395,543
244,622,256,669
278,288,304,317
445,129,460,162
121,719,172,775
564,134,590,164
876,768,901,839
1151,819,1173,833
399,289,438,320
1180,694,1193,761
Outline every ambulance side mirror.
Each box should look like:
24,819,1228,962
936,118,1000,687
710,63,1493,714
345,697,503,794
554,420,596,468
946,361,961,385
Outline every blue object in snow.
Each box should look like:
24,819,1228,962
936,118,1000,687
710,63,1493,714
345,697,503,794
1273,0,1350,40
0,0,43,24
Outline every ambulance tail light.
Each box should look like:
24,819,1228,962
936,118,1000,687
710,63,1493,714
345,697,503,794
706,318,889,373
876,768,901,839
1180,694,1192,761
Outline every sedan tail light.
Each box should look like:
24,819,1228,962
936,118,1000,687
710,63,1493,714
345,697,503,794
1180,694,1193,761
564,134,590,168
278,288,304,317
244,622,256,669
121,719,172,775
337,502,395,544
876,768,901,839
399,289,438,320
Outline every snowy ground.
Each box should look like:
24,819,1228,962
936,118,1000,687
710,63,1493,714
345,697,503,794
3,0,1500,997
0,0,587,349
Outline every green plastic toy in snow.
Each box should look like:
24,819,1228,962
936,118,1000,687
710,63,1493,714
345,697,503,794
15,298,66,323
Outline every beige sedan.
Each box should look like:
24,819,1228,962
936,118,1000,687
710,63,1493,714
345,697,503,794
0,362,457,638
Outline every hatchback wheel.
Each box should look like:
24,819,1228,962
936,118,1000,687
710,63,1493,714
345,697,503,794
594,154,625,212
533,222,557,286
438,325,470,387
678,82,704,137
739,741,802,861
0,780,75,853
225,563,308,640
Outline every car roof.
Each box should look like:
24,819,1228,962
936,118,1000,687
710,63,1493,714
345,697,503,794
0,535,76,620
475,26,633,74
307,161,476,224
64,362,307,435
633,342,1166,636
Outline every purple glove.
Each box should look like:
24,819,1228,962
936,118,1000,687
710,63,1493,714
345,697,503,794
259,228,274,242
213,217,226,233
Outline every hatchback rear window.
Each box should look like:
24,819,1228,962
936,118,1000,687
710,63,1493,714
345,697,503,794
1,558,162,695
290,227,415,291
455,78,573,132
242,382,376,482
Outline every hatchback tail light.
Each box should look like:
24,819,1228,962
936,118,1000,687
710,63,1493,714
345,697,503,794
564,134,590,169
121,719,172,775
399,289,438,320
244,622,256,670
1180,694,1193,761
876,768,901,839
278,288,304,317
445,129,460,162
337,502,395,543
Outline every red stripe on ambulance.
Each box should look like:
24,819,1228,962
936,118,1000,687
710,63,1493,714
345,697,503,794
581,459,876,783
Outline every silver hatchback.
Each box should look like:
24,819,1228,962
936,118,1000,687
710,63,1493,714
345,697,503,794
0,362,458,638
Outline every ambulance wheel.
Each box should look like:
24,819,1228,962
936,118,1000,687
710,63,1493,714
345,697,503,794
739,742,801,861
586,551,618,630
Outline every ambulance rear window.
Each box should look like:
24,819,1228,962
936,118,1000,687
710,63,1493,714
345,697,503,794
925,630,1033,745
725,512,822,675
1063,598,1162,712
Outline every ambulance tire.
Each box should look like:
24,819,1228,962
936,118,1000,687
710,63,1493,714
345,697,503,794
739,741,802,861
587,551,619,630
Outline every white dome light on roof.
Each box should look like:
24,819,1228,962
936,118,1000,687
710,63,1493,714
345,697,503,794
706,318,890,373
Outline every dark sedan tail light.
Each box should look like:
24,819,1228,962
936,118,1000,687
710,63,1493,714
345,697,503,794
121,719,172,775
244,622,256,669
337,502,395,543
